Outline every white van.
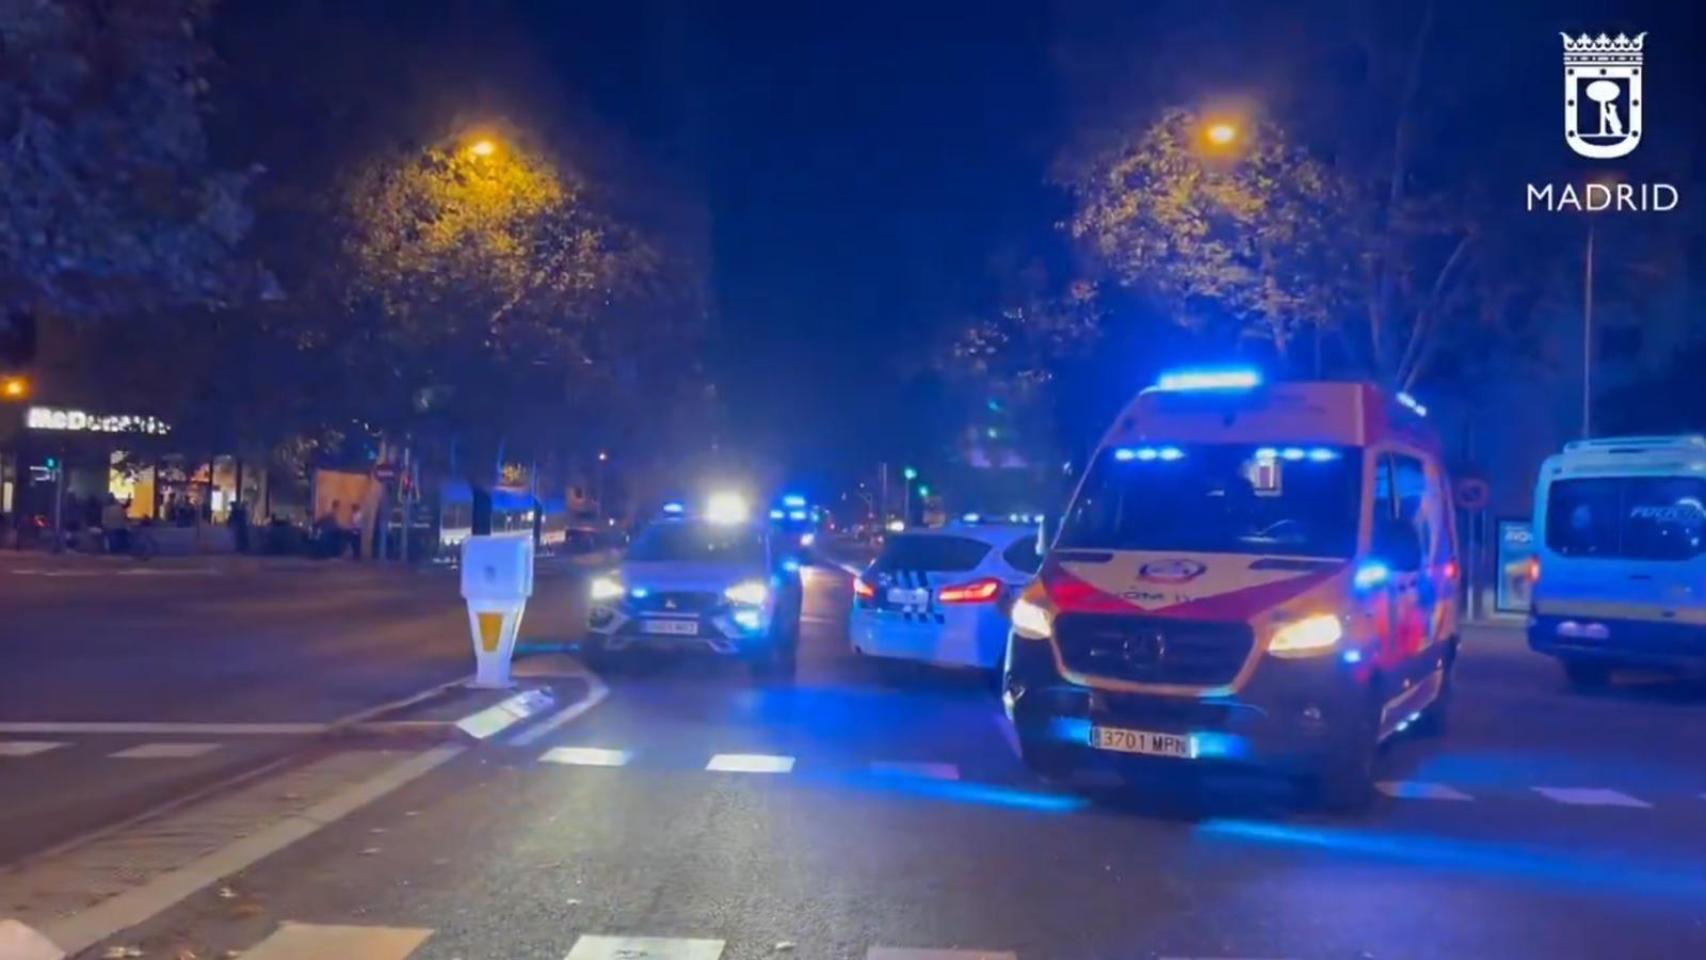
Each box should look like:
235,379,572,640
1529,435,1706,686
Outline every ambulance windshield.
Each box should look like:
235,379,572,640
1059,444,1361,558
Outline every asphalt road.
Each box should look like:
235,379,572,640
60,562,1706,960
0,553,598,865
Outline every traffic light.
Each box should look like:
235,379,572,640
917,485,931,497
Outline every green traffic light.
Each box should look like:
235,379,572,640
917,485,930,497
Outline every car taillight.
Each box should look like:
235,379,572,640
1527,557,1540,583
1443,560,1459,581
938,577,1003,604
853,578,876,601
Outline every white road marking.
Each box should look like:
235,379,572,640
508,671,610,746
39,747,462,956
539,747,632,767
706,753,795,774
0,721,326,736
238,922,433,960
1376,780,1474,801
0,919,64,960
0,741,69,758
565,935,725,960
1533,787,1651,808
868,949,1016,960
454,688,556,740
109,742,221,759
869,761,960,781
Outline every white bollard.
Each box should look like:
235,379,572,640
460,533,535,689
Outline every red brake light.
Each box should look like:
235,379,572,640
1443,560,1459,581
853,578,876,601
1527,557,1540,583
938,577,1003,604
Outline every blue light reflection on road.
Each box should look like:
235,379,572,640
1199,818,1706,903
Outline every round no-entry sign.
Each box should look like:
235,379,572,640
1455,477,1490,511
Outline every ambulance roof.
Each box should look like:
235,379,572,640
1100,378,1439,454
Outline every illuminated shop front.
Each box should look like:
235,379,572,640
4,405,264,527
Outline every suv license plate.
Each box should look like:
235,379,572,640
1089,726,1196,759
642,619,699,636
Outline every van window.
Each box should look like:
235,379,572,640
1545,477,1706,560
1059,445,1361,558
1374,453,1436,567
877,534,991,572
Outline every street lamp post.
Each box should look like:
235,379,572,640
595,451,608,519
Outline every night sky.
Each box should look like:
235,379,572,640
221,0,1704,490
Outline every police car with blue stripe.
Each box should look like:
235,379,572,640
850,517,1043,676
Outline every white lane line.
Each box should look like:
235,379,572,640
566,935,725,960
869,761,961,781
1376,780,1474,801
238,922,433,960
0,741,69,758
42,746,462,956
1533,787,1651,808
0,919,64,960
109,742,222,759
0,721,327,736
869,949,1016,960
539,747,632,768
507,671,610,746
454,688,556,741
706,753,795,774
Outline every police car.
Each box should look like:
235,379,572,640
584,493,803,679
850,519,1043,675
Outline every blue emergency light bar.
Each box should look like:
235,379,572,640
769,508,785,520
1154,366,1262,392
1395,391,1429,417
1114,446,1184,463
662,501,685,515
787,510,808,521
781,494,807,508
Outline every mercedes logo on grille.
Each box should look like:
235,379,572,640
664,597,678,610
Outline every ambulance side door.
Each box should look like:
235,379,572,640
1372,451,1435,688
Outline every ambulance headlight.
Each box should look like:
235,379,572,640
724,580,770,606
589,576,625,603
1010,595,1055,640
1268,614,1343,657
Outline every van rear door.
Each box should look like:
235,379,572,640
1541,475,1706,619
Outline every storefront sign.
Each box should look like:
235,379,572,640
25,406,171,436
1496,519,1535,614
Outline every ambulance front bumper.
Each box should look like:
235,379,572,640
1003,632,1366,777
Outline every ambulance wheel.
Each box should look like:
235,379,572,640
1314,692,1379,813
1563,660,1612,689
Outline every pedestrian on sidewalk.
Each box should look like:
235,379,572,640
102,494,129,555
349,503,365,560
228,499,250,553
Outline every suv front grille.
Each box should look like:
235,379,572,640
1054,614,1254,688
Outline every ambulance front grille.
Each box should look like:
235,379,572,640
1053,614,1253,688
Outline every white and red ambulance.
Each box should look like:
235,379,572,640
1003,368,1461,809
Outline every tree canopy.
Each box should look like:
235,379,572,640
0,0,263,321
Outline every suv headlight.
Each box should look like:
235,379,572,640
724,579,769,606
1268,613,1343,657
589,575,625,603
1010,595,1055,640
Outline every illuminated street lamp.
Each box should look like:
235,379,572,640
1205,122,1239,147
468,138,497,158
0,375,27,400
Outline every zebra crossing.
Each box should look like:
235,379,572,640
520,740,1703,812
222,922,1039,960
0,739,246,761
